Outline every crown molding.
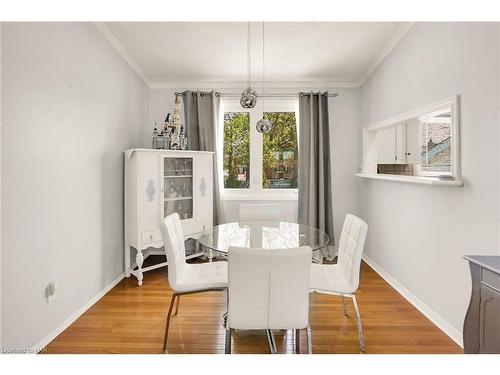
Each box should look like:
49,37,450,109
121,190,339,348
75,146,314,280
95,22,414,90
149,79,360,90
356,22,415,87
94,22,152,87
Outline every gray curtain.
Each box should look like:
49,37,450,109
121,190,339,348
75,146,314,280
182,90,222,225
298,92,335,259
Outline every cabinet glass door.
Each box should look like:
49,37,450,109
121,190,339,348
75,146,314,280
163,157,193,220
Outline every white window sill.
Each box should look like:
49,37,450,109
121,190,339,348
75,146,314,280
355,173,464,187
221,191,299,201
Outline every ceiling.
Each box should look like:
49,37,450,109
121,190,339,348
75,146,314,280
103,22,411,87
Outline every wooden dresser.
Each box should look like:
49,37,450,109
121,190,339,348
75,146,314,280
463,255,500,353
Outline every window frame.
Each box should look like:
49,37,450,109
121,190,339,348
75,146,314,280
221,98,299,201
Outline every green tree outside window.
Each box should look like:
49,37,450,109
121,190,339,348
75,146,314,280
223,112,250,188
262,112,298,189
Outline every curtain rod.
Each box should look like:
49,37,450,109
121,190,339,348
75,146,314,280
174,91,340,98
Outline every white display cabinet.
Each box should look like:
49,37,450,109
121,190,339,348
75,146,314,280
124,149,214,285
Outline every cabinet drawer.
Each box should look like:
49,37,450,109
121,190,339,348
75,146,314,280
141,229,162,245
482,269,500,292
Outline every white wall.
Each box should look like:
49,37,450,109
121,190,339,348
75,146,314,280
148,87,177,133
330,89,362,245
359,22,500,342
148,88,361,245
1,23,149,349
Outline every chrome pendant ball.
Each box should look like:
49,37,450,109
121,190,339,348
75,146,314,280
240,87,257,108
242,86,257,97
256,118,273,133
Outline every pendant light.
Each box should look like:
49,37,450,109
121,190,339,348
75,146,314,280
240,22,257,109
256,22,273,133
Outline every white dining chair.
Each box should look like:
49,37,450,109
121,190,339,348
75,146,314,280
309,214,368,353
238,203,280,221
159,212,228,351
225,246,313,354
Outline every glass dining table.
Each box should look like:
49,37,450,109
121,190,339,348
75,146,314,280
198,220,329,257
197,220,329,353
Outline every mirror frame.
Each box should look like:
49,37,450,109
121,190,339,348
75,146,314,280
361,95,461,181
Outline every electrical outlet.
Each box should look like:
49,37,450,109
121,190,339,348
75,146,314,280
45,282,60,303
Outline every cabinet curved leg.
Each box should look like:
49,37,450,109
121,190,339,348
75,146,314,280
136,250,144,286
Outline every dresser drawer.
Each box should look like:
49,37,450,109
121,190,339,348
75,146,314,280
141,229,162,245
482,269,500,292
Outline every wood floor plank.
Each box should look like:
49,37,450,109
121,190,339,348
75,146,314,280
45,261,463,354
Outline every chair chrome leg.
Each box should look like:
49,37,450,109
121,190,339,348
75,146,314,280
266,329,277,354
341,295,348,316
295,329,300,354
306,325,312,354
162,293,177,351
225,329,232,354
351,295,365,353
223,290,228,328
173,295,180,316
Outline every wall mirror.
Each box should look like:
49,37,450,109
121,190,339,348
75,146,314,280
361,96,461,184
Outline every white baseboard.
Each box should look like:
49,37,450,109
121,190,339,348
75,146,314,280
31,257,463,352
362,254,464,348
32,273,125,353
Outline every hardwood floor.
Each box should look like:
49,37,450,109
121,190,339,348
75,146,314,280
46,259,463,354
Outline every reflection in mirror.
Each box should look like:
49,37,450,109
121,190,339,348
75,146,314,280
418,108,452,176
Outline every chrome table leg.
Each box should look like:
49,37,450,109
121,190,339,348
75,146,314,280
225,329,232,354
266,329,277,354
295,329,300,354
306,325,312,354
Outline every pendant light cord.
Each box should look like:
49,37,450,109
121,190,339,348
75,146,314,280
247,22,251,87
262,21,265,111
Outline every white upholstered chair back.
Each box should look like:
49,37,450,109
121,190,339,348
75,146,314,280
238,203,280,222
159,213,186,291
227,246,312,330
336,214,368,292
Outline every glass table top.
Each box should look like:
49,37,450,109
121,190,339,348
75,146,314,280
198,221,329,253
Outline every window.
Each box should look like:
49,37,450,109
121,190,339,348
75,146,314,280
221,99,299,198
223,112,250,189
262,112,298,189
